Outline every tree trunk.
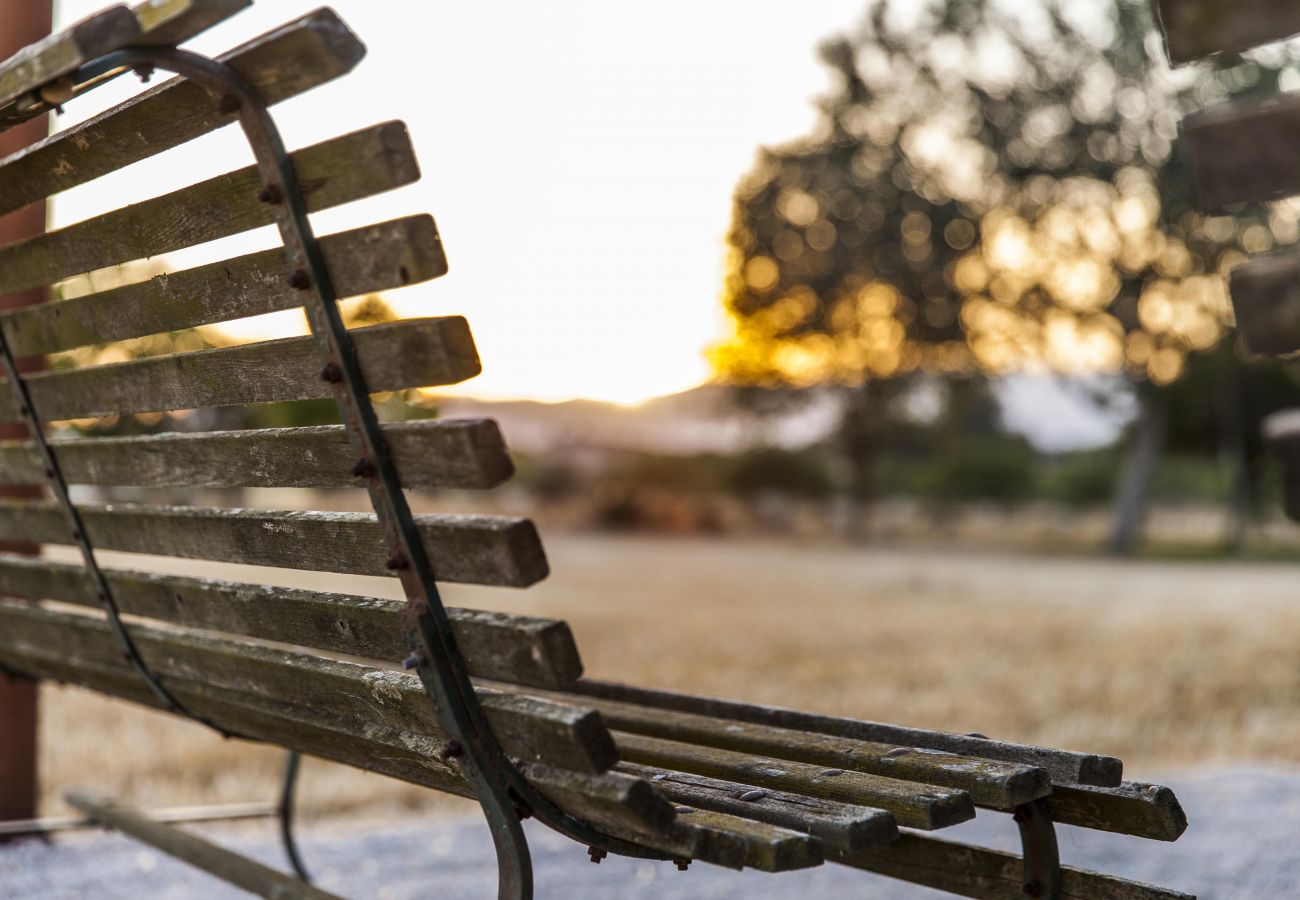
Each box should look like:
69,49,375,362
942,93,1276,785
839,380,887,538
1108,387,1165,556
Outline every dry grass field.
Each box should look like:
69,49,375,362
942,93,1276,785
31,531,1300,819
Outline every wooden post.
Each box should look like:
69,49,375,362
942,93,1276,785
0,0,52,828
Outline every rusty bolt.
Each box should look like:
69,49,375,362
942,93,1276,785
385,552,410,571
133,63,154,83
587,846,607,865
319,362,343,383
1012,806,1032,824
1022,879,1043,897
218,94,241,114
258,184,283,204
351,457,376,478
401,651,424,670
673,859,691,871
437,739,463,761
288,269,311,290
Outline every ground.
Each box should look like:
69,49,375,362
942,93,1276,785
9,532,1300,895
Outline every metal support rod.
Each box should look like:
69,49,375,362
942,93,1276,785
0,801,279,838
79,46,670,900
279,751,312,883
1014,798,1061,899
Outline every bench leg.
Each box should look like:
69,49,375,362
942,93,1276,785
1014,798,1061,899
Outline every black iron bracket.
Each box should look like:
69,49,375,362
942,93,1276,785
73,46,669,900
1014,798,1062,899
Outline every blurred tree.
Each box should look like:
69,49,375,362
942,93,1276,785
711,0,1300,549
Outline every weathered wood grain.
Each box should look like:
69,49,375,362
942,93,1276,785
525,687,1047,810
127,0,250,48
1047,782,1188,842
0,6,139,112
0,317,480,422
618,763,898,854
573,679,1121,788
67,790,342,900
671,808,822,872
1152,0,1300,64
0,600,606,772
0,121,419,295
1183,96,1300,207
0,501,548,587
612,731,974,831
1,216,447,356
1228,251,1300,356
0,10,365,216
0,419,511,490
0,553,578,685
837,832,1194,899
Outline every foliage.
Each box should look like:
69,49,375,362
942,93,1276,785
711,0,1300,390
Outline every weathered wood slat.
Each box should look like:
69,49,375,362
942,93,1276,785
0,501,548,587
519,686,1048,810
0,121,420,295
572,679,1121,788
0,600,604,772
0,419,510,490
1,216,447,356
837,832,1194,899
0,9,366,216
0,317,479,423
672,808,822,872
7,642,694,862
127,0,250,48
612,731,974,832
1152,0,1300,64
66,790,342,900
0,6,139,114
1183,97,1300,207
1047,782,1188,842
0,553,578,685
618,763,898,855
1228,252,1300,356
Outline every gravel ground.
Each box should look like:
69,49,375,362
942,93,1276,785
3,767,1296,899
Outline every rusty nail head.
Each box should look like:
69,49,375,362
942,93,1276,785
1022,880,1042,897
352,457,376,478
588,846,606,864
288,270,311,290
673,859,691,871
386,553,409,571
133,63,153,82
1012,806,1031,824
319,362,343,383
258,184,283,204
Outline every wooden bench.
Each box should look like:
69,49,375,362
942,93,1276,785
1149,1,1300,514
0,4,1193,898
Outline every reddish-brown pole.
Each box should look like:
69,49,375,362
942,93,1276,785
0,0,53,827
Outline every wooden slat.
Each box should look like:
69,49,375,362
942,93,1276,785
0,600,604,772
0,121,419,296
0,317,479,423
0,501,548,587
0,553,578,685
1047,782,1188,842
1152,0,1300,64
619,762,898,855
671,808,822,872
0,216,447,356
127,0,250,48
519,686,1048,810
1228,252,1300,356
572,679,1122,788
0,419,511,490
0,9,366,216
612,731,975,831
66,790,342,900
0,6,139,113
1183,96,1300,207
837,832,1194,900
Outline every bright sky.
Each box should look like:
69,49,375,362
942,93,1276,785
49,0,868,404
